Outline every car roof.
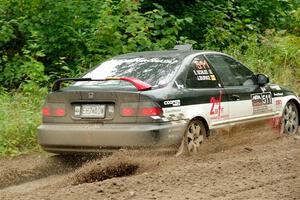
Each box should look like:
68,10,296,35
113,50,219,60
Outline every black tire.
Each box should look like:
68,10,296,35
176,119,207,156
282,101,299,135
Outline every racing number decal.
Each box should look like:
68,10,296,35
193,58,217,81
210,90,229,120
210,90,223,117
262,93,272,104
251,92,272,106
251,92,272,114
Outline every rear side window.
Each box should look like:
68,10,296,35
186,55,218,88
206,54,254,86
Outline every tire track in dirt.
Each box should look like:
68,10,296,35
0,154,103,189
0,125,299,200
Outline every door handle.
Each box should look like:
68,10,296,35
232,95,240,101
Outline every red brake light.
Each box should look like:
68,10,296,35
139,107,163,116
121,107,136,116
42,105,65,117
120,102,162,117
42,107,50,116
55,108,65,117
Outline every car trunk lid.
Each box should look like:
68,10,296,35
42,77,163,124
43,89,141,124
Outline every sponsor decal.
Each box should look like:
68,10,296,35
251,92,272,106
193,69,216,81
144,57,178,64
164,99,181,107
210,75,216,81
164,108,182,114
193,69,209,75
276,99,282,105
197,75,211,81
251,92,272,114
273,92,283,97
270,85,281,91
275,99,282,111
210,90,228,120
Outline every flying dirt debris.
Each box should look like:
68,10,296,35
0,126,300,200
70,153,142,185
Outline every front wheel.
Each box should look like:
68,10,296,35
176,119,207,156
282,101,299,135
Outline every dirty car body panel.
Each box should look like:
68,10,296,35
38,50,300,153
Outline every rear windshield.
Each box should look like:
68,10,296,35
77,57,181,88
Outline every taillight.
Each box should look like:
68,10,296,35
120,102,163,117
42,104,65,117
139,107,163,116
121,107,136,117
42,107,50,116
55,108,65,117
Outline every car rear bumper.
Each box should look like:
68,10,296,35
37,122,187,153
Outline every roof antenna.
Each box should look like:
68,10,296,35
173,44,193,51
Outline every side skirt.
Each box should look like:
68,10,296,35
210,112,280,129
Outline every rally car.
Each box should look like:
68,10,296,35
38,46,300,155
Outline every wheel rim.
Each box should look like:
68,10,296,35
186,121,204,153
283,102,299,134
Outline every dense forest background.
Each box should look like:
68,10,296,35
0,0,299,155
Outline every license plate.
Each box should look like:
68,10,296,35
81,104,105,118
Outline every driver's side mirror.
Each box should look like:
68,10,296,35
257,74,269,86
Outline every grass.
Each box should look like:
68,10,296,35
0,86,47,155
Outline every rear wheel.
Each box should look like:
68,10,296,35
282,101,299,134
176,119,207,156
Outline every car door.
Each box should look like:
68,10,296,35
205,54,274,123
181,55,230,125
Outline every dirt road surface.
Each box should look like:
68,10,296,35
0,124,299,200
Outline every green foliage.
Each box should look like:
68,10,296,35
0,0,103,87
0,0,190,87
226,32,300,93
289,7,300,35
88,1,190,62
202,0,299,50
145,0,299,50
0,54,48,89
